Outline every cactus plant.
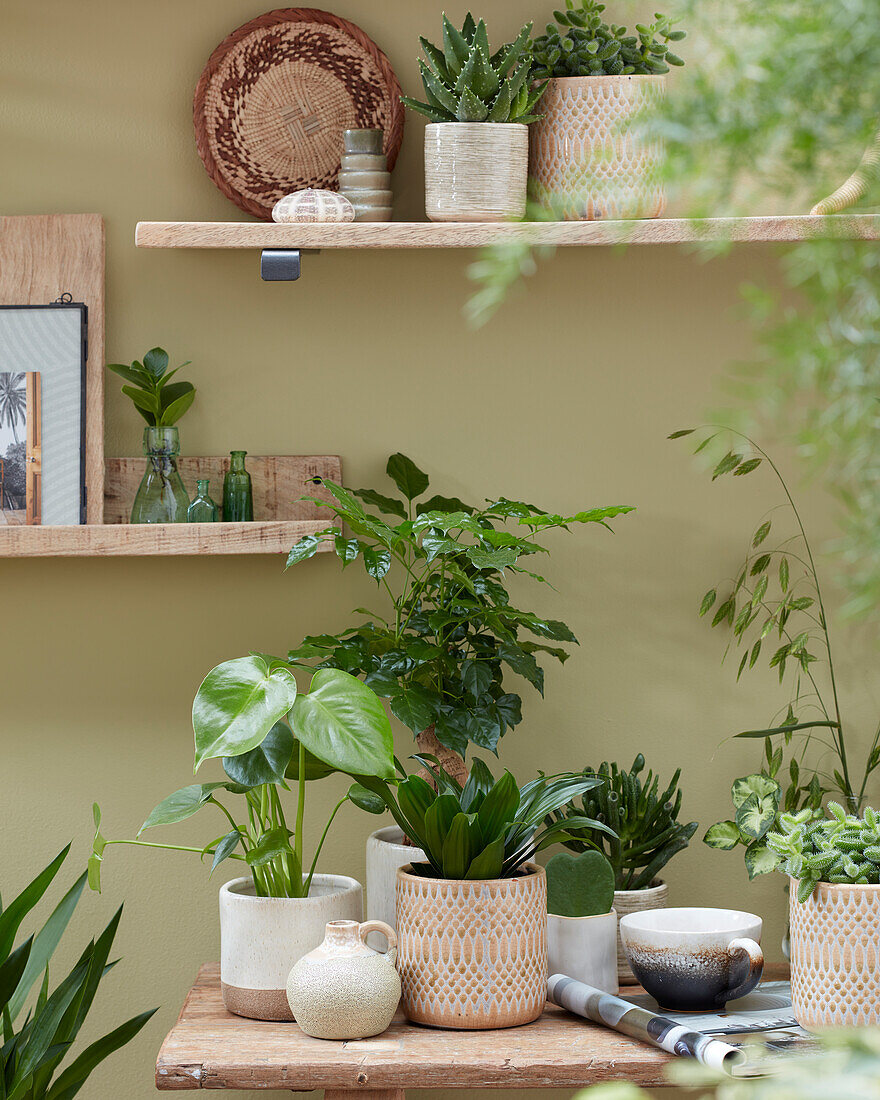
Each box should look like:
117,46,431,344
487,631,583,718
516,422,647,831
766,803,880,903
547,755,698,890
531,1,686,78
400,13,547,123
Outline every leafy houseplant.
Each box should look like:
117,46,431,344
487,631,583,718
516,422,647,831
107,348,196,524
283,453,633,782
400,15,545,221
672,429,880,880
91,655,395,1021
765,805,880,1028
355,756,607,1028
0,845,156,1100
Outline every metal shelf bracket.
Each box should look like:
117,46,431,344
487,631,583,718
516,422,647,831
261,249,301,281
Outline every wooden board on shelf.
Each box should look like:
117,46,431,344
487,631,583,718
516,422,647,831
0,214,105,522
135,214,880,250
104,454,339,523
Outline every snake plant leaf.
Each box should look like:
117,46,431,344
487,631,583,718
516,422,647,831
442,14,471,76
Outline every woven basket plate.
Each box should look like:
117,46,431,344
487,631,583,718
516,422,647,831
194,8,404,219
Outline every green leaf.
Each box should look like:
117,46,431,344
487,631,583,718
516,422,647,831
731,774,781,809
363,545,392,580
667,429,695,439
735,792,779,841
417,494,474,515
139,783,229,832
192,656,297,770
703,821,741,850
461,660,493,698
466,545,518,570
222,720,294,787
210,831,241,875
284,738,337,781
334,535,361,566
712,452,742,479
286,534,323,568
442,813,477,879
545,850,615,916
423,794,460,862
442,14,471,75
44,1007,157,1100
744,842,780,879
386,453,429,501
0,939,33,1019
499,644,544,694
733,457,762,476
779,557,790,592
464,835,506,879
120,385,158,416
389,683,438,734
106,362,150,387
245,827,293,867
289,668,394,779
456,85,490,122
476,771,520,842
158,386,195,426
347,783,386,814
753,521,771,547
699,589,717,616
0,846,69,962
351,488,407,519
142,347,169,378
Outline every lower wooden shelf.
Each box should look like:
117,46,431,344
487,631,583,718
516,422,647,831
0,454,339,558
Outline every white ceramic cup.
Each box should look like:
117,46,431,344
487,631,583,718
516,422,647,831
620,907,763,1011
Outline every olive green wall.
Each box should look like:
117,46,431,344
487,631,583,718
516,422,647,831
1,2,868,1098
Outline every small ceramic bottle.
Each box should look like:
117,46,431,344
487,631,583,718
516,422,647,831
223,451,253,521
286,919,401,1040
338,129,392,222
187,478,219,523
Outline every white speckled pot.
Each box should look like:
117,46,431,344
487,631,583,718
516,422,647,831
547,909,618,995
425,123,529,222
366,827,426,948
286,919,401,1039
789,877,880,1028
219,874,362,1021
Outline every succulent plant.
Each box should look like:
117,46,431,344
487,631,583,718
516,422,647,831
355,756,611,880
547,755,698,890
400,13,547,124
545,849,615,916
531,1,686,78
766,803,880,903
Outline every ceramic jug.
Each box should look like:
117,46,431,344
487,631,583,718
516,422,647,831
286,919,401,1039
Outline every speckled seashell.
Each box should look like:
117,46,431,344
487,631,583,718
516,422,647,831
271,189,355,223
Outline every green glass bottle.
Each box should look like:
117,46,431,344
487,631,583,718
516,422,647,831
130,426,190,524
223,450,253,521
187,478,219,523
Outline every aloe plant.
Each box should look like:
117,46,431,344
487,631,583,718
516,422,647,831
354,756,612,880
400,14,546,123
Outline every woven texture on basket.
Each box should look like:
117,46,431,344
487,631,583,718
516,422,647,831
613,880,668,984
194,8,404,220
789,878,880,1028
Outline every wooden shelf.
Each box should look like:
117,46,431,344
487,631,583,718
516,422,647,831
0,455,339,558
135,214,880,250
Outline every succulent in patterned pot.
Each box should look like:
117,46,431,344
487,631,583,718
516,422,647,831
354,757,610,1028
528,1,686,219
766,803,880,1028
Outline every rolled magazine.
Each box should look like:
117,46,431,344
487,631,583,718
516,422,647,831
547,973,745,1074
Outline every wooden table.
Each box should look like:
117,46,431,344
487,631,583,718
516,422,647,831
157,963,788,1096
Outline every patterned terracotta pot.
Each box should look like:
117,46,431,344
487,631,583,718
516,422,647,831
613,880,668,985
529,75,666,220
396,863,547,1029
424,123,529,222
789,877,880,1028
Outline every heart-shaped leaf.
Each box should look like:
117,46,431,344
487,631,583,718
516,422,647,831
222,721,294,787
193,656,297,771
288,668,394,779
545,850,615,917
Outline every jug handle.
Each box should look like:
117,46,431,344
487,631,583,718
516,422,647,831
359,920,397,965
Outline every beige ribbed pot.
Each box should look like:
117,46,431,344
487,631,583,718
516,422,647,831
425,123,529,222
396,863,547,1029
529,75,666,220
789,877,880,1028
613,880,668,984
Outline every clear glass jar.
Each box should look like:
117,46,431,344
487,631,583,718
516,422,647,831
130,426,190,524
223,450,253,521
187,478,219,523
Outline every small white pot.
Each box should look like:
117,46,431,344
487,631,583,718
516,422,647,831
613,880,668,984
547,909,618,994
425,122,529,222
366,826,426,949
219,874,362,1020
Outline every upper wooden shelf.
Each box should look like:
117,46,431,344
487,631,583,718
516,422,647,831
135,215,880,250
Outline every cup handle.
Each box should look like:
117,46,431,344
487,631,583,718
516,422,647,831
359,920,398,965
723,937,764,1003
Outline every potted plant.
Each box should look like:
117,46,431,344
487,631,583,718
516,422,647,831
353,756,608,1028
106,347,196,523
529,0,686,219
766,804,880,1028
400,15,546,221
545,849,618,994
547,755,697,983
90,656,395,1021
281,452,632,918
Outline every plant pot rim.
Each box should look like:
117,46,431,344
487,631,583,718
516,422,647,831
542,74,667,84
790,875,880,894
221,874,361,903
397,862,544,887
613,879,666,895
547,906,617,924
369,825,412,849
425,121,528,130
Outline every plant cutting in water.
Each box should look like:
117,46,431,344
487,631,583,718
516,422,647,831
106,347,195,426
401,13,545,124
531,0,685,79
546,755,697,890
672,428,880,879
282,453,633,778
353,755,612,879
90,657,395,898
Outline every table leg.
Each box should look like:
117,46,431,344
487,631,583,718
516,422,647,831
325,1090,404,1100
